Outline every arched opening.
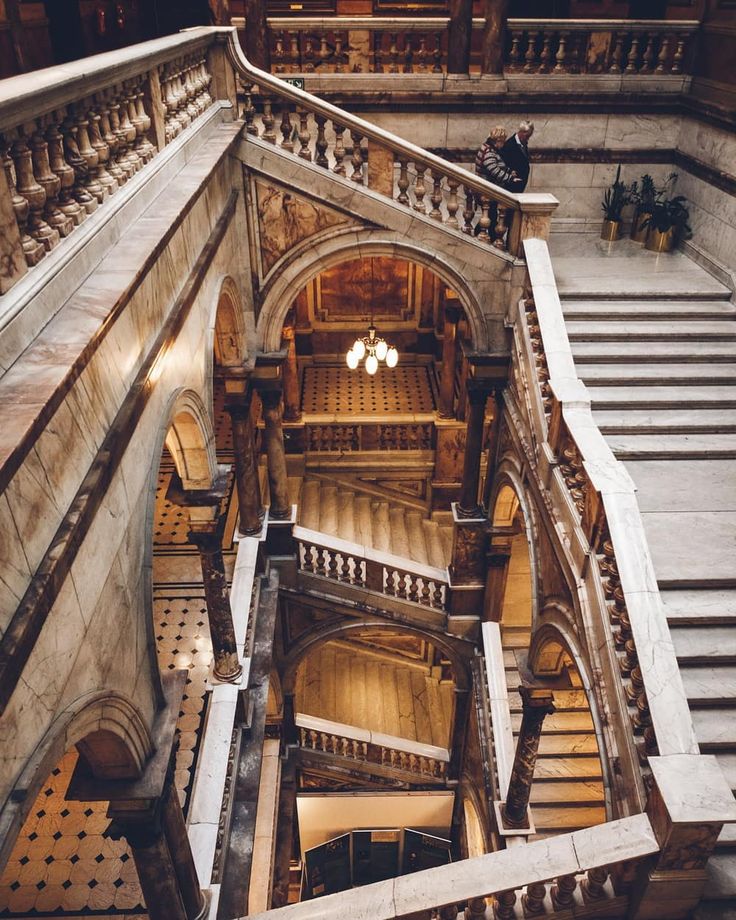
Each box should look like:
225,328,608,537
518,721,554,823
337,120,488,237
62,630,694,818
213,277,247,369
462,796,487,859
491,482,534,640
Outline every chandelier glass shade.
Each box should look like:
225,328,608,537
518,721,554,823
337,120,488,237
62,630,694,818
346,325,398,375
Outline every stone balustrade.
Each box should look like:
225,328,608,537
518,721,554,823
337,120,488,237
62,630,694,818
229,38,557,255
294,524,449,611
0,29,221,297
518,238,699,788
505,18,698,76
296,713,449,781
304,420,434,452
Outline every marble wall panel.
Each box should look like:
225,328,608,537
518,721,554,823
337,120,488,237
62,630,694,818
677,171,736,273
604,113,680,150
677,116,736,176
0,495,31,637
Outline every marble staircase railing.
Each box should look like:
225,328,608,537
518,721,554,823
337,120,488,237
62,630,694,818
225,28,558,258
517,238,699,797
303,418,435,452
294,524,449,612
296,712,449,782
504,18,698,76
243,812,659,920
0,27,229,299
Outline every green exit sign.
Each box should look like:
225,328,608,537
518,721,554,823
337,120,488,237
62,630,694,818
282,77,305,90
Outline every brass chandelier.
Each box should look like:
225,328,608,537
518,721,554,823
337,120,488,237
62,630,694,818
346,325,398,375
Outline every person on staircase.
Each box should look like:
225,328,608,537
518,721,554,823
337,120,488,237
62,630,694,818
500,119,535,193
473,125,521,242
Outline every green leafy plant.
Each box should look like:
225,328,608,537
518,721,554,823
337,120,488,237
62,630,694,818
601,165,629,221
630,172,677,213
642,195,692,236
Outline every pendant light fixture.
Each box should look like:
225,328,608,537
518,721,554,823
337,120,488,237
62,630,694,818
345,259,398,374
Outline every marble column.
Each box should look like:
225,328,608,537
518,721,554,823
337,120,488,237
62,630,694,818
447,0,473,73
482,392,503,509
458,385,488,518
502,686,555,829
480,0,509,74
281,325,301,422
260,387,291,520
244,0,270,70
438,304,461,420
187,524,242,682
226,395,263,535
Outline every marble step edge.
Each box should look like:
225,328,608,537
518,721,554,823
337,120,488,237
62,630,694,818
610,446,736,461
560,290,731,302
562,302,736,318
598,421,736,435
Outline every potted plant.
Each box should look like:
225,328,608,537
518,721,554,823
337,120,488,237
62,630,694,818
628,173,656,242
642,193,692,253
600,165,628,241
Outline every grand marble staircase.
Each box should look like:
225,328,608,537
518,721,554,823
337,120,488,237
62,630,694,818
297,477,453,569
554,240,736,915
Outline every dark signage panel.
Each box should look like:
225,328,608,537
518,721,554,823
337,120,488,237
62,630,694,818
303,833,351,900
402,829,452,874
353,830,401,886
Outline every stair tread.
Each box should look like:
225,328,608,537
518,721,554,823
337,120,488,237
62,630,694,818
572,341,736,361
530,804,606,828
566,320,736,339
534,757,603,780
511,711,595,733
680,665,736,702
671,626,736,663
692,709,736,748
594,408,736,434
606,433,736,459
529,780,605,804
703,853,736,900
563,300,736,318
585,385,736,407
579,363,736,384
662,588,736,624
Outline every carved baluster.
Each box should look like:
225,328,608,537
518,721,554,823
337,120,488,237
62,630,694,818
315,547,327,576
299,727,306,746
388,33,400,73
446,176,460,229
262,97,276,143
432,33,443,72
416,35,428,72
74,108,105,203
429,170,443,220
396,157,410,204
640,33,655,74
294,109,311,161
551,874,577,910
335,33,347,73
200,56,212,110
522,882,546,915
420,579,431,606
494,890,516,919
288,31,300,72
582,866,608,902
31,118,72,239
403,36,414,73
412,164,427,213
171,64,189,132
620,638,638,678
554,31,569,73
87,106,117,198
273,32,286,73
333,123,346,175
523,30,539,72
1,137,45,265
349,130,363,183
465,897,486,919
61,117,97,214
309,729,318,749
538,32,553,73
46,114,84,228
625,34,640,73
477,195,492,242
134,80,156,162
374,33,385,73
633,686,652,731
609,32,624,73
242,83,258,136
11,128,59,252
114,90,140,175
655,34,671,74
280,105,294,152
672,36,685,74
462,186,475,234
182,64,197,124
433,583,444,609
494,205,508,250
508,30,522,70
408,574,419,604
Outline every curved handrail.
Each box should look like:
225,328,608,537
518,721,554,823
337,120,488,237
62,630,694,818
222,27,557,216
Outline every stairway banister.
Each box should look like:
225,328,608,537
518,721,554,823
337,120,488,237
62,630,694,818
223,27,558,220
242,813,658,920
521,237,699,761
505,17,699,33
296,712,451,761
267,16,452,31
294,524,449,584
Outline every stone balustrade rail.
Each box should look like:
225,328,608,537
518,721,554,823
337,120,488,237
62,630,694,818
303,419,434,452
0,28,223,299
296,712,449,781
226,30,558,256
518,238,699,787
294,524,449,612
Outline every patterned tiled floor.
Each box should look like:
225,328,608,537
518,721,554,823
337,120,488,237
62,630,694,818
301,365,436,415
0,387,238,917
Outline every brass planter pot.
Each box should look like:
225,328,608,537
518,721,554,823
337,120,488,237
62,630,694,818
630,211,651,243
601,219,621,241
645,227,675,253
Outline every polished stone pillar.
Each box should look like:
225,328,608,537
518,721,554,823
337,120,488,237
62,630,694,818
458,385,488,518
226,396,263,535
447,0,473,73
260,387,291,520
502,686,555,829
281,325,301,422
244,0,270,70
484,541,512,621
162,783,206,920
480,0,510,74
438,304,461,420
188,524,242,682
482,392,503,509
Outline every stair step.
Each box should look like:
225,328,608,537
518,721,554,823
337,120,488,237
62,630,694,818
584,385,736,409
715,754,736,790
702,853,736,901
372,502,392,553
319,485,338,535
388,508,409,558
579,364,736,386
680,667,736,705
533,757,603,781
511,712,595,734
405,511,429,565
662,588,736,625
354,495,373,546
336,490,355,543
501,628,531,650
300,480,320,530
530,804,606,829
423,520,447,570
718,824,736,851
562,300,736,320
692,709,736,749
671,626,736,664
572,341,736,363
566,321,736,341
606,433,736,460
522,734,599,756
594,408,736,434
529,780,605,805
508,688,589,712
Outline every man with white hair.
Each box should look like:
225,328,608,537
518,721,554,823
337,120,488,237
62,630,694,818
500,120,534,192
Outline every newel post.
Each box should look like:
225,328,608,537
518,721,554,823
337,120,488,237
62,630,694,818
508,193,559,257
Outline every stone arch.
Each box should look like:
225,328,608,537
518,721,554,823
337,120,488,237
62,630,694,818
162,389,219,490
0,691,152,868
211,275,248,369
255,229,493,354
462,793,488,858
